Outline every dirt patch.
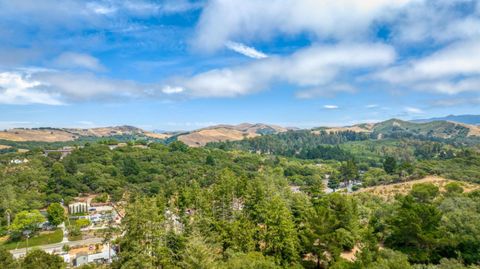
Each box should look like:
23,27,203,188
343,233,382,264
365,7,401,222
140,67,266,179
356,176,480,200
340,245,361,262
0,145,11,149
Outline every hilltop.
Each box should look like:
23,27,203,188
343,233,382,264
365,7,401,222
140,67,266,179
176,123,290,147
318,119,480,141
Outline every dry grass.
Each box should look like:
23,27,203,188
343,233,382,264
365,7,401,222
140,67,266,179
0,129,76,142
0,145,11,149
313,124,373,135
179,128,259,147
178,123,289,147
356,176,480,200
0,126,171,142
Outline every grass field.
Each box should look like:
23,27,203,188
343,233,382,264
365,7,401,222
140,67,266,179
355,176,480,200
0,229,63,250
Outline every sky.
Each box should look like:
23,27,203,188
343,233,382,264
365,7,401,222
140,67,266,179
1,0,480,131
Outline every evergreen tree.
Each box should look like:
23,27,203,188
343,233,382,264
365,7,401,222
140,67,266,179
383,157,397,174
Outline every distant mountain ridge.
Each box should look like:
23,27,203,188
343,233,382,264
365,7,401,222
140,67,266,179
412,114,480,125
317,118,480,141
2,118,479,146
0,125,169,142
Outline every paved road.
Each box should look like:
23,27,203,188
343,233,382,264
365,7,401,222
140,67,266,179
10,237,104,258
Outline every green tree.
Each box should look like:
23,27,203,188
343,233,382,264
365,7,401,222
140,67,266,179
47,203,65,226
218,252,280,269
328,176,340,192
10,210,46,235
0,248,18,269
340,160,359,184
113,196,170,269
386,195,441,263
169,141,188,152
51,162,66,179
122,156,140,176
21,249,65,269
368,249,412,269
444,182,464,196
256,195,299,266
206,155,216,166
180,233,219,269
383,157,397,175
411,183,439,203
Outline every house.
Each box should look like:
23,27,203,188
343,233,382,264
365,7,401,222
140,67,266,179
73,253,89,267
44,147,74,159
289,185,302,194
10,158,29,164
72,245,116,267
165,210,183,234
69,202,89,214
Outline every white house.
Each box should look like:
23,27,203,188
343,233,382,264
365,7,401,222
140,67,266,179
69,202,89,214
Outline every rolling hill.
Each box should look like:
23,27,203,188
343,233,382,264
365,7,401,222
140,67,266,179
318,119,480,141
0,126,169,142
177,123,290,147
413,114,480,125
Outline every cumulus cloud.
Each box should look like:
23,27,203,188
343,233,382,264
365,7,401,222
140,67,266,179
0,71,62,105
193,0,416,51
376,39,480,95
225,41,268,59
53,52,105,71
0,69,166,105
168,43,395,98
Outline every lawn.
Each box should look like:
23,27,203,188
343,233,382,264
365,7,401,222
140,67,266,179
0,229,63,250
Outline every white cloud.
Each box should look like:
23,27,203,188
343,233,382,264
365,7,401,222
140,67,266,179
0,71,62,105
53,52,105,71
324,105,339,109
193,0,416,51
366,104,379,109
225,41,268,59
404,106,424,114
169,43,395,97
0,69,166,105
376,39,480,95
295,84,355,99
379,40,480,82
390,0,480,44
162,85,185,94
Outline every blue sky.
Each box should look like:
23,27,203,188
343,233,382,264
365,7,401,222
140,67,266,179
1,0,480,131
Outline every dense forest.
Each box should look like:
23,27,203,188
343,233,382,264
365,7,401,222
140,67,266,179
1,134,480,268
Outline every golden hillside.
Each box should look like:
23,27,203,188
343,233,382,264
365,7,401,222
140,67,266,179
178,123,289,147
0,126,170,142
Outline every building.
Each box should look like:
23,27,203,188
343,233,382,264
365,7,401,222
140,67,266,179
10,159,29,164
73,253,89,267
73,245,116,267
69,202,89,214
44,147,74,159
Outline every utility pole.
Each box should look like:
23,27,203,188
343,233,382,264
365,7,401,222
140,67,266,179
5,209,11,227
23,230,31,256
